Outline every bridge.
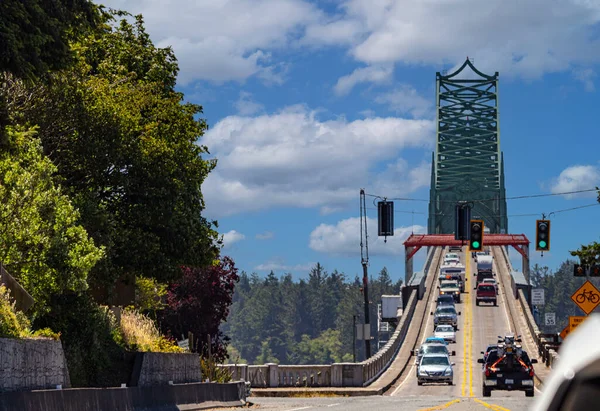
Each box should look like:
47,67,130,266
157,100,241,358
219,59,560,407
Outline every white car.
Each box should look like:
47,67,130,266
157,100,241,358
434,324,456,343
481,278,498,294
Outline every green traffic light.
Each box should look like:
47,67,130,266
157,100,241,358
472,241,480,249
539,240,547,248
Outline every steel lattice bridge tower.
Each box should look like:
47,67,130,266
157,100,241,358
428,58,508,235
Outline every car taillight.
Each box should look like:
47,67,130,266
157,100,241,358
529,368,534,377
485,368,490,377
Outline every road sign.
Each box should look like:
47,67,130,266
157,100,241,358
570,280,600,314
559,325,570,340
532,288,545,305
569,315,587,332
545,312,556,326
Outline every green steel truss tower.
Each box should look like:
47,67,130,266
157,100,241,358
428,58,508,235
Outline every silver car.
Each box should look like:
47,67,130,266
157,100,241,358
417,353,455,385
434,324,456,343
411,342,456,364
431,305,461,330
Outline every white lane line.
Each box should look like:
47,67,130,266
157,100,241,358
284,407,311,411
326,403,340,407
391,251,442,395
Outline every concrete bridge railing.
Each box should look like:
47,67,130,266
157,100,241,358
496,246,560,369
218,247,444,388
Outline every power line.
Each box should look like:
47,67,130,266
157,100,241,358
364,188,599,204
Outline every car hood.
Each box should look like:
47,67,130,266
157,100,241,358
436,313,457,318
435,332,455,337
420,365,452,373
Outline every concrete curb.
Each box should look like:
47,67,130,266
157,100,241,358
178,400,248,410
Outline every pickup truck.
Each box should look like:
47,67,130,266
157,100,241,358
478,347,538,397
476,283,497,306
439,280,461,303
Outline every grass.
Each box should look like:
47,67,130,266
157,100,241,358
119,307,183,353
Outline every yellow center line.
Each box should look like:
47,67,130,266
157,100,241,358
467,254,474,397
474,398,511,411
418,398,461,411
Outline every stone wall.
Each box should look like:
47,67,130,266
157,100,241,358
129,352,202,387
0,338,70,392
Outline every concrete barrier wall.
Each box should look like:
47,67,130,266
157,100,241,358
0,381,247,411
129,352,202,387
0,338,70,392
496,248,561,369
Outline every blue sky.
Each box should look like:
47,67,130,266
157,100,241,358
105,0,600,282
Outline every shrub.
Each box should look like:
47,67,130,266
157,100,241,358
120,307,183,353
33,293,132,387
200,357,232,383
0,285,60,340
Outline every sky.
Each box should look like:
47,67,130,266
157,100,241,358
103,0,600,283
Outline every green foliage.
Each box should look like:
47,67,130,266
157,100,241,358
224,264,402,365
0,285,28,338
34,293,132,387
569,187,600,264
201,357,232,383
0,0,100,80
135,276,167,314
3,10,220,295
0,126,104,315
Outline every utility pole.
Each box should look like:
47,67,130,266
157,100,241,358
359,189,371,359
352,315,356,362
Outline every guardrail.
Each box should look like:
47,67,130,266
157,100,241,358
497,247,561,369
219,247,442,388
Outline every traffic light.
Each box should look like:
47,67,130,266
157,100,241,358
377,201,394,238
469,220,484,251
455,203,471,241
591,264,600,277
574,264,586,277
535,220,551,251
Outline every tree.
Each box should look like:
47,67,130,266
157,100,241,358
0,0,100,80
161,256,240,362
0,126,104,314
3,10,220,294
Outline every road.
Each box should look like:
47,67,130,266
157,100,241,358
244,248,543,411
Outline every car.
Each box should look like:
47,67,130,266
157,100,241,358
431,305,461,330
480,344,498,364
478,341,537,397
481,278,498,295
411,342,455,364
448,245,462,252
439,280,461,303
476,283,497,306
423,336,448,345
434,324,456,343
436,294,455,307
417,353,455,386
443,253,460,264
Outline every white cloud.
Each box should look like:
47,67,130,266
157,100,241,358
201,105,434,217
573,68,596,92
309,217,426,256
374,85,433,118
254,261,315,272
256,231,275,240
102,0,322,84
235,92,264,116
103,0,600,85
305,0,600,80
334,65,393,96
222,230,246,248
550,165,600,198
